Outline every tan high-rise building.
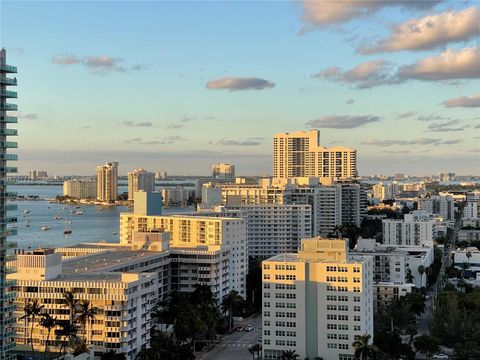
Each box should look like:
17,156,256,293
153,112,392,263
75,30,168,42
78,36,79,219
212,163,235,180
273,130,357,181
127,169,155,200
96,162,118,202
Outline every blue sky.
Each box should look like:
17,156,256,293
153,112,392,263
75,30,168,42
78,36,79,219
2,0,479,176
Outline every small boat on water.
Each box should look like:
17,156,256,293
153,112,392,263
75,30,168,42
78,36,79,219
112,232,117,235
54,215,62,220
75,210,83,215
23,209,30,214
41,225,50,231
63,229,72,235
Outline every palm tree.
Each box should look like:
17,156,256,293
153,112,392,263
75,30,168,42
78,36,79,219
39,313,56,360
75,299,98,344
19,299,44,360
62,291,79,325
221,290,243,331
352,334,378,360
280,350,299,360
56,322,79,355
406,269,415,284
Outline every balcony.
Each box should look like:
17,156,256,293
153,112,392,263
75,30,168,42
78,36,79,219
0,91,17,98
0,104,17,111
0,154,18,161
5,204,17,211
0,291,16,301
0,129,17,136
0,142,18,149
0,77,17,86
0,192,17,198
0,64,17,73
0,116,17,124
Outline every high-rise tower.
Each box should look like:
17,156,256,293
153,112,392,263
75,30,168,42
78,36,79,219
96,161,118,202
0,48,18,360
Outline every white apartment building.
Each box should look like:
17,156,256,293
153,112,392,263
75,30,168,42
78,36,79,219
383,213,435,247
418,195,455,221
161,187,192,207
212,163,235,180
262,238,373,360
209,178,365,236
351,238,433,289
9,248,159,360
273,130,357,181
63,179,97,199
96,162,118,202
120,212,247,298
463,202,479,220
127,169,155,200
215,204,312,258
453,247,480,276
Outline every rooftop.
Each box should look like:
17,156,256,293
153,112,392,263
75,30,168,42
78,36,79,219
62,249,166,274
265,253,366,264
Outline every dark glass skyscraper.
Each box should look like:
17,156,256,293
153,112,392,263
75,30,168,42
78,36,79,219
0,48,18,360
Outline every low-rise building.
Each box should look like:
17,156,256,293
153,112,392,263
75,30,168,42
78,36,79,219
418,195,455,221
9,248,160,360
262,238,373,360
161,187,192,207
63,179,97,199
383,212,435,247
453,247,480,277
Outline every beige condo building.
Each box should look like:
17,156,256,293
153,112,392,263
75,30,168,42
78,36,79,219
262,238,373,360
96,162,118,202
273,130,357,181
120,212,247,298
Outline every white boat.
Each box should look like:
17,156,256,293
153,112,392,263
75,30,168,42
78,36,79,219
23,209,30,214
75,210,83,215
54,215,62,220
41,225,50,231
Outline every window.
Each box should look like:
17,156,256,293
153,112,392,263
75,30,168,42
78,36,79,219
339,315,349,321
264,339,270,345
354,316,361,322
264,283,271,289
327,324,337,330
275,330,285,336
339,305,348,311
327,314,337,320
275,340,285,346
264,264,270,270
354,306,360,312
286,341,296,347
264,330,270,336
327,343,337,349
264,274,271,280
264,292,270,298
264,320,270,326
339,344,349,350
286,322,296,327
354,325,361,331
339,324,349,330
264,302,271,308
327,334,337,339
264,311,270,317
339,334,349,340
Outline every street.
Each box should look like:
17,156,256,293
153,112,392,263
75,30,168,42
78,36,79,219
417,218,461,336
199,315,262,360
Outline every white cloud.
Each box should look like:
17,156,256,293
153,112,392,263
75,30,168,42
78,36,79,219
306,115,380,128
442,94,480,108
206,77,275,91
312,60,394,88
360,6,480,53
52,53,148,75
300,0,439,29
397,47,480,81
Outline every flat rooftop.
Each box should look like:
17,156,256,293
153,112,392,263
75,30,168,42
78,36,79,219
266,253,365,264
62,249,166,275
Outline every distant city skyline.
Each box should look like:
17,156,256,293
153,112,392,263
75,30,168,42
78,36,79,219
2,1,479,175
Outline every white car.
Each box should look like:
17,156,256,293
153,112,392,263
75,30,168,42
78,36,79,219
432,354,448,359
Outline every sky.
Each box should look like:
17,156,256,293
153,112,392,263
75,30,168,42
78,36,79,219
1,0,479,176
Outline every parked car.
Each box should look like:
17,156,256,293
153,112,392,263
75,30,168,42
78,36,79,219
432,354,448,359
244,325,254,332
236,326,244,332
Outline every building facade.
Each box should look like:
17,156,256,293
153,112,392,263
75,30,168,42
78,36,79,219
127,169,155,201
9,248,161,360
262,238,373,360
382,214,435,247
418,195,455,222
63,179,97,199
0,48,17,360
273,130,357,181
216,204,312,258
212,163,235,180
119,212,247,298
96,162,118,202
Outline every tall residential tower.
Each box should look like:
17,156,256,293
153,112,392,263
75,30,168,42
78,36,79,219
127,168,155,200
0,48,18,360
273,130,357,181
96,161,118,202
